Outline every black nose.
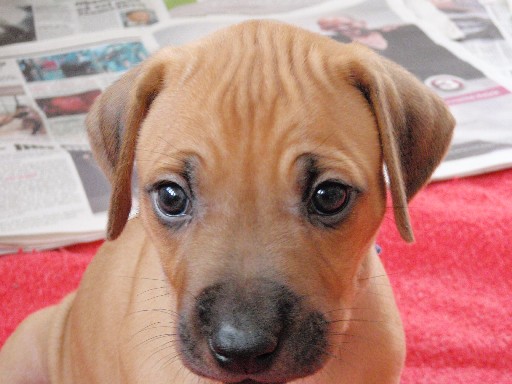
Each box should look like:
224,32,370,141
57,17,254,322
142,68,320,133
209,322,278,374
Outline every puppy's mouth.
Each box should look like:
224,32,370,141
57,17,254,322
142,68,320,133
177,279,329,383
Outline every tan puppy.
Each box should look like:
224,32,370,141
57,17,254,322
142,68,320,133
0,21,454,384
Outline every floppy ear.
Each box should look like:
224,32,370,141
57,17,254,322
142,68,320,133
86,48,173,240
346,45,455,242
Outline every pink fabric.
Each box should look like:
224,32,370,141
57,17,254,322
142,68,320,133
1,170,511,383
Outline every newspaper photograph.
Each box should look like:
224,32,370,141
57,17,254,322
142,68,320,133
0,0,168,46
0,86,47,142
1,0,511,253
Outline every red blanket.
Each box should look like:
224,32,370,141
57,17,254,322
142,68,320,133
1,170,511,383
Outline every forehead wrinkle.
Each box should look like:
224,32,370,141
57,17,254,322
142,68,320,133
138,150,187,183
318,153,367,189
151,24,376,189
306,132,374,190
193,24,333,138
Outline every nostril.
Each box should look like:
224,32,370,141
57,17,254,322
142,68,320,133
212,323,278,357
209,323,278,374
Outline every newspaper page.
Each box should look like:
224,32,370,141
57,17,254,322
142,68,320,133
1,0,512,253
0,30,157,254
402,0,512,79
0,0,168,46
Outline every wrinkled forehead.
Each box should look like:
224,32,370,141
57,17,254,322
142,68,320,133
137,27,381,185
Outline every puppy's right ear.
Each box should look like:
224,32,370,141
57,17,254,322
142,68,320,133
86,48,173,240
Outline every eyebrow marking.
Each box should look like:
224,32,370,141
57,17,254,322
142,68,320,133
181,156,197,198
299,154,320,202
181,158,194,184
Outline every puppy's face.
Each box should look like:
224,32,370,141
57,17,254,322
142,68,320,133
135,29,386,383
88,21,454,384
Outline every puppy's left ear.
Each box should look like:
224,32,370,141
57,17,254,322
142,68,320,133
86,48,174,240
345,45,455,242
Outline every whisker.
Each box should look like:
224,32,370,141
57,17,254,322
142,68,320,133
311,132,337,154
117,275,168,282
140,337,180,368
130,324,175,339
148,342,180,368
330,330,404,348
160,353,183,370
358,272,401,281
128,308,178,317
132,333,177,349
156,134,178,149
136,286,169,296
137,147,183,161
128,321,169,341
327,332,358,337
328,318,386,324
136,292,172,303
323,307,370,314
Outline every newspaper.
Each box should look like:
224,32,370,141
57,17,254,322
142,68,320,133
0,29,157,254
1,0,511,254
402,0,512,78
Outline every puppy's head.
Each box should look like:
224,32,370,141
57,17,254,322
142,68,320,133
87,21,454,383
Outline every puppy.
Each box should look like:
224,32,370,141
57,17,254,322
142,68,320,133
0,20,454,383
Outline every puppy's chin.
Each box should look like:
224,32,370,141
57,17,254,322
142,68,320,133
176,279,330,384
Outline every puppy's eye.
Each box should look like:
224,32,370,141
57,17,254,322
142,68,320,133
311,181,349,216
155,182,189,216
